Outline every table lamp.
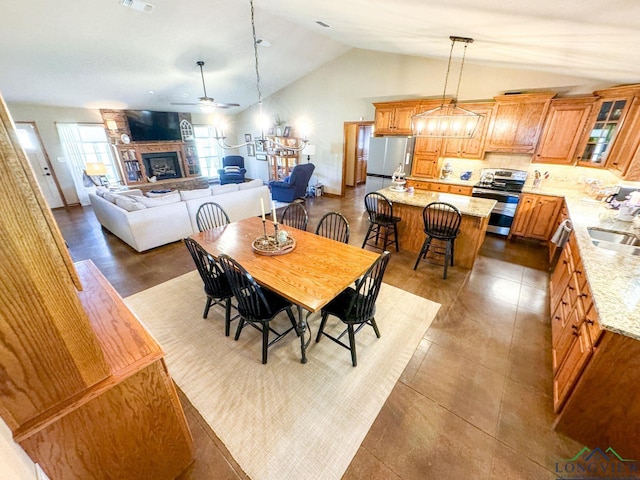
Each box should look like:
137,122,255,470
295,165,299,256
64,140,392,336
302,144,316,163
85,162,109,187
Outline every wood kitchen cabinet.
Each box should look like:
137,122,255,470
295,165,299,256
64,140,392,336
533,97,596,164
510,193,562,240
441,103,494,159
575,85,640,168
547,227,640,457
485,93,555,154
549,232,598,412
605,93,640,180
373,100,422,135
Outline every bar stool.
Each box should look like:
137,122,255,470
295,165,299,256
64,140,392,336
413,202,461,279
362,192,401,252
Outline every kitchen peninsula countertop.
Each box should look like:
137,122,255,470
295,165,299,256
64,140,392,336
380,187,496,217
523,186,640,340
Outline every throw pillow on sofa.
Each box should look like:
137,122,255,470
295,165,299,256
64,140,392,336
179,188,212,201
115,196,147,212
136,192,181,208
224,166,241,173
103,192,119,203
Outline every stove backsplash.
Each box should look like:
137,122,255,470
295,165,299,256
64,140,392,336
436,153,631,192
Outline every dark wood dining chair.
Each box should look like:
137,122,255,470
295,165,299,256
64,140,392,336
218,254,298,364
196,202,231,232
281,202,308,231
315,211,350,244
362,192,400,251
316,251,390,366
413,202,461,279
183,237,238,336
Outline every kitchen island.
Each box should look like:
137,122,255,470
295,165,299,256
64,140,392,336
378,187,496,269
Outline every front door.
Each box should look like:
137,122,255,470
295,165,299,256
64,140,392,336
15,122,65,208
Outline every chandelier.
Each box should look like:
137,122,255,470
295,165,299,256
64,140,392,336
213,0,309,152
412,36,482,139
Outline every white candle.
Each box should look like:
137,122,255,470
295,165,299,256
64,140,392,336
272,202,277,224
260,198,266,221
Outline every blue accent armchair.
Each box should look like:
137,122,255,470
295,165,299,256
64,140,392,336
270,163,315,203
217,155,246,185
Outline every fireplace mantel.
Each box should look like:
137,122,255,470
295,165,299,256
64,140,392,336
100,109,201,186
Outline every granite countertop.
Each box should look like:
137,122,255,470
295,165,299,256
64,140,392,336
560,193,640,340
526,187,640,340
378,187,496,218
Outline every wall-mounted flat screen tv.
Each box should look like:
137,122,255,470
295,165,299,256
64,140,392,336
125,110,182,142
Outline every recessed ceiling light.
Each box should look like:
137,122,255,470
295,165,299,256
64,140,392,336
316,21,331,28
256,38,272,48
147,90,155,95
120,0,154,13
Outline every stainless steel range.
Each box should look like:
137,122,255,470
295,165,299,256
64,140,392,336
472,168,528,236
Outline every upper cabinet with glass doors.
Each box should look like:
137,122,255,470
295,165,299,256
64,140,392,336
576,85,640,167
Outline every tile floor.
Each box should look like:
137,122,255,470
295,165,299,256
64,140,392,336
53,185,581,479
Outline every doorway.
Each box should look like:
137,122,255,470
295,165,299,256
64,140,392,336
342,121,373,195
15,122,66,208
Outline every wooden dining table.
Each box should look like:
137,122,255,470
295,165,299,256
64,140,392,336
190,216,381,363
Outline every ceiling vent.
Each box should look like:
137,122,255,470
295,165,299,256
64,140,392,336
120,0,154,13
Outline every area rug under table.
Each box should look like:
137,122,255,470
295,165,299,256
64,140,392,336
125,270,440,480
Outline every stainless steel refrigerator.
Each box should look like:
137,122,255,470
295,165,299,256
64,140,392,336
365,136,415,194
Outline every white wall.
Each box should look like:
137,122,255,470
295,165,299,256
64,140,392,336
233,48,607,194
0,418,37,479
7,104,103,205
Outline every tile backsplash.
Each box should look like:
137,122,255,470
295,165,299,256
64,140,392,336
439,153,638,192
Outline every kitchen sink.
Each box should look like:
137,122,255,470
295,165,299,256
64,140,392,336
587,227,640,255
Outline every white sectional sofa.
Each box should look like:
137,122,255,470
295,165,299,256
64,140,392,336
89,179,271,252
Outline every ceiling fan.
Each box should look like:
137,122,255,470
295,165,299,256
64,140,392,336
171,61,240,109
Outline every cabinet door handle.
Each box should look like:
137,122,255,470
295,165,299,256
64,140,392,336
572,330,580,337
580,293,588,298
586,318,594,325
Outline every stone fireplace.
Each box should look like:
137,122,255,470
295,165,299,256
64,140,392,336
141,152,183,180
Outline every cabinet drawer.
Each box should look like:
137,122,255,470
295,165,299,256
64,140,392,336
574,259,587,291
553,322,593,413
407,180,432,190
431,183,449,192
566,273,580,308
552,303,582,374
584,303,603,347
449,185,472,196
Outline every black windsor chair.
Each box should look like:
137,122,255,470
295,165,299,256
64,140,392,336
195,202,231,232
183,237,238,336
315,251,390,366
315,211,350,244
218,254,298,364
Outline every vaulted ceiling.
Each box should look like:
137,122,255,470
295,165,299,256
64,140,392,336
1,0,639,114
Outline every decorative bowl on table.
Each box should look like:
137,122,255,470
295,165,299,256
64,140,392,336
252,234,296,256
